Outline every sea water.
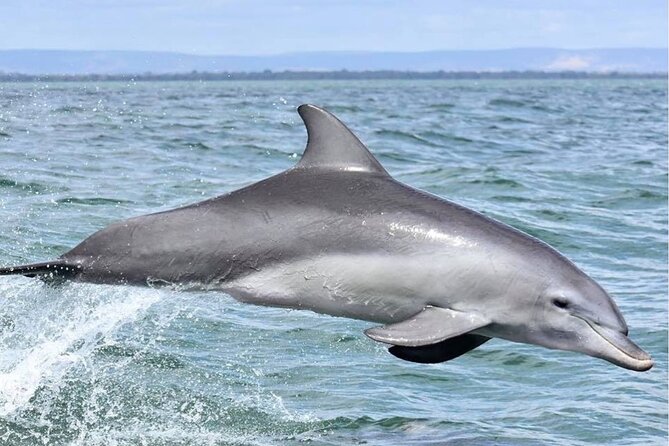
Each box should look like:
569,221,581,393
0,79,666,445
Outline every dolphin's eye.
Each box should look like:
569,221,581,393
552,298,570,309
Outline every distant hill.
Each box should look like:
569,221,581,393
0,48,665,75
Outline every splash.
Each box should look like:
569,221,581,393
0,279,162,416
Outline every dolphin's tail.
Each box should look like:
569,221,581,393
0,259,81,279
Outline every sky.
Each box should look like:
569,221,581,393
1,0,666,55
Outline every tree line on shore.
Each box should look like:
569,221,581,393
0,70,664,82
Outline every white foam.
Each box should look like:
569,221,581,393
0,280,162,416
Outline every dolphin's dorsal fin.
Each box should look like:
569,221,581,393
364,306,490,347
296,104,389,175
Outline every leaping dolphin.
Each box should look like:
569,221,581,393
0,104,653,371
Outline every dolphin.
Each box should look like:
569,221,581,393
0,104,652,371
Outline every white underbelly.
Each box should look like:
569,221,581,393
222,253,442,323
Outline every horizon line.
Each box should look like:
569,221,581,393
1,70,665,82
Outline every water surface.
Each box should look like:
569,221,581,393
0,79,666,445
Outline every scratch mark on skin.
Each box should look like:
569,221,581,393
262,210,272,224
388,222,477,248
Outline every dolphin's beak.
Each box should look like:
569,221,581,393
583,319,653,372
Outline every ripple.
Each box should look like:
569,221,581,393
491,195,529,203
421,130,475,145
325,104,363,113
496,115,534,124
427,102,456,111
467,176,525,188
0,177,49,194
55,197,133,206
375,129,442,147
489,98,527,108
53,105,85,113
590,188,667,209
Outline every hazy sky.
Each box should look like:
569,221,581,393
1,0,666,55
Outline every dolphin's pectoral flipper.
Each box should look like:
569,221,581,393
388,334,491,364
364,306,490,347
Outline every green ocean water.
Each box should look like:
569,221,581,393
0,79,666,445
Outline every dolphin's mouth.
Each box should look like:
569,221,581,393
580,318,653,372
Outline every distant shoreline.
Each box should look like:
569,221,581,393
0,70,666,82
